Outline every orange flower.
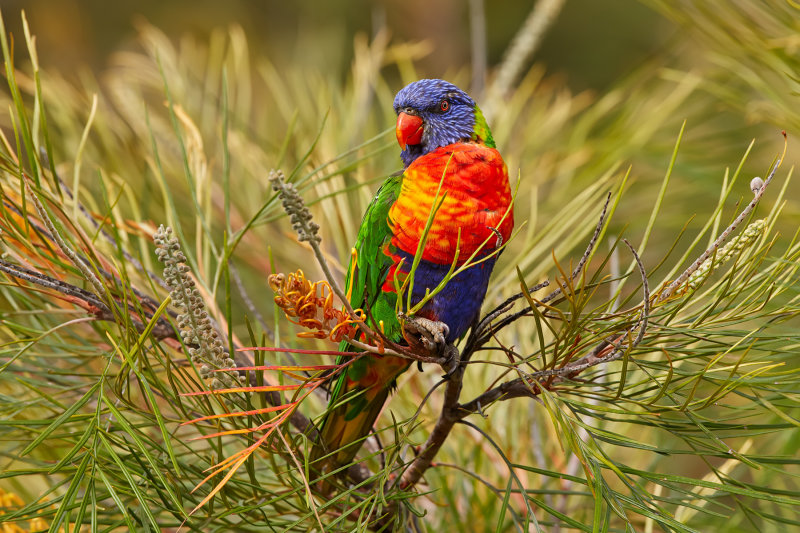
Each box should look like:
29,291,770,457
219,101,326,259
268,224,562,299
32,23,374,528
269,270,376,347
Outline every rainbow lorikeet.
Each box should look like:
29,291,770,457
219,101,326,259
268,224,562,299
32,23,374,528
312,79,514,471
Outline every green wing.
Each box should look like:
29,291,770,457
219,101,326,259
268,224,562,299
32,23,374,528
341,172,404,346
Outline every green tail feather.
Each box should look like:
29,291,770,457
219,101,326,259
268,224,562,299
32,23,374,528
311,354,410,473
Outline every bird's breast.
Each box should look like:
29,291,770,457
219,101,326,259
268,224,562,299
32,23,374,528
388,143,514,265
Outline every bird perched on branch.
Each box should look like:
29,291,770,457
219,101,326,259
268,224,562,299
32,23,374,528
312,79,514,473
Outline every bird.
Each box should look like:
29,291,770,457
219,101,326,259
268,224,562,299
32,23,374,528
311,79,514,473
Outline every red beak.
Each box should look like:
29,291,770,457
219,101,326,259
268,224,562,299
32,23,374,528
396,112,424,150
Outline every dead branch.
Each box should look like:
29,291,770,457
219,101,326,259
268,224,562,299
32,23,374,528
467,192,611,355
458,238,649,419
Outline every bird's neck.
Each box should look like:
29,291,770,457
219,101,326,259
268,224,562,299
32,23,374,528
471,105,495,148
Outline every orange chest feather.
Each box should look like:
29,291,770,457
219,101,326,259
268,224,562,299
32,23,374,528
388,143,514,265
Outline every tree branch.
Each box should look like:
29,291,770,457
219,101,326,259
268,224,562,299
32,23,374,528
0,257,175,339
397,347,465,489
468,192,611,354
0,255,322,440
390,193,616,492
660,149,782,300
458,238,650,418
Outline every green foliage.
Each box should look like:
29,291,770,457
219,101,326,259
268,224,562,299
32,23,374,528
0,2,799,532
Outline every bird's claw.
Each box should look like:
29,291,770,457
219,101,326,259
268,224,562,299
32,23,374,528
486,225,503,249
401,314,449,355
400,315,462,375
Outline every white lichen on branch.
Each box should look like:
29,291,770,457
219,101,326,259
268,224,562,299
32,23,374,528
154,225,240,389
687,218,766,289
269,170,321,244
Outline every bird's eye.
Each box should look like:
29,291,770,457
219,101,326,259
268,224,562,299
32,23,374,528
439,99,450,112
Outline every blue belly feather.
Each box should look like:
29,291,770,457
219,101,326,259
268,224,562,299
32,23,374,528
394,249,498,343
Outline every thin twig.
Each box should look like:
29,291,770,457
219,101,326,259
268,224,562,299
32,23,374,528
660,154,782,300
458,238,649,421
0,257,175,339
567,238,649,372
3,197,167,314
472,279,551,342
22,174,109,302
469,192,611,350
0,258,108,310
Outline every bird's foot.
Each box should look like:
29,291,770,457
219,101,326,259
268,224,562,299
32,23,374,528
400,314,463,376
400,314,449,355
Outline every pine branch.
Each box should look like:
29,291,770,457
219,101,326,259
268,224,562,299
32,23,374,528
393,236,648,494
0,256,175,339
660,139,784,300
467,191,612,355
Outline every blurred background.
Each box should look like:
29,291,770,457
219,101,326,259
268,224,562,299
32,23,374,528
3,0,795,246
3,0,668,92
1,2,799,531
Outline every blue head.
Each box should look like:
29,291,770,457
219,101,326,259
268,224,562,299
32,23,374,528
393,79,492,167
